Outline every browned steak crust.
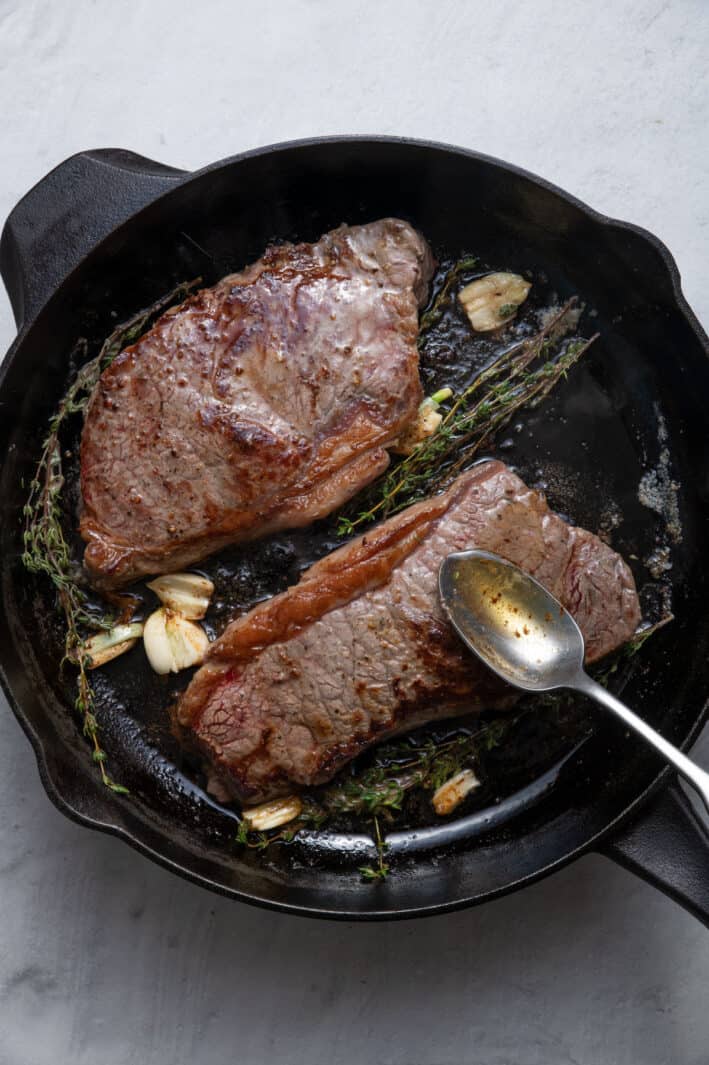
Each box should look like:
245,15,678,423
175,461,641,803
80,219,433,586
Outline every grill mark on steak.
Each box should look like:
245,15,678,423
174,460,641,803
80,219,434,587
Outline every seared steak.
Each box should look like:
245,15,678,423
80,219,433,586
176,461,641,803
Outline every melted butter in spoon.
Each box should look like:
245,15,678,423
441,552,580,688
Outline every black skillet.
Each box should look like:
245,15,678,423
1,137,709,923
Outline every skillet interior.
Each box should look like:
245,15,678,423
1,139,709,918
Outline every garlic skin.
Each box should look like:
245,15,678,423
143,607,210,674
459,272,531,331
82,623,144,669
432,768,480,816
242,795,303,831
146,572,214,620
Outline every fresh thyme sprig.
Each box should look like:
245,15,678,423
359,815,390,882
317,720,510,819
21,279,200,791
418,255,478,333
337,299,597,537
235,716,516,868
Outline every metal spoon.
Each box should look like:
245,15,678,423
439,548,709,814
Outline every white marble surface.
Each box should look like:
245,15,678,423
1,2,708,1063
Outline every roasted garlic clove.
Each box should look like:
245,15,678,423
143,607,209,674
82,623,144,669
242,795,303,831
146,572,214,620
459,272,531,331
392,387,453,455
432,768,480,816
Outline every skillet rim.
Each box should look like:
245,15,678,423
1,134,707,919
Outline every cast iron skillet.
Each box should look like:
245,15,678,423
1,137,709,923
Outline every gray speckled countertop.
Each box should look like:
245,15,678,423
1,3,708,1063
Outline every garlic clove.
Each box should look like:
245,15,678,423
143,609,178,675
146,572,214,620
459,272,531,331
391,388,453,455
143,607,210,674
242,795,303,832
419,401,444,437
432,768,480,816
81,623,144,669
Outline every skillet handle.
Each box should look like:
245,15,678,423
0,148,187,330
600,782,709,928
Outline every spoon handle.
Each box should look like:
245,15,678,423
575,674,709,815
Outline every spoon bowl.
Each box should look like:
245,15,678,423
438,550,584,691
